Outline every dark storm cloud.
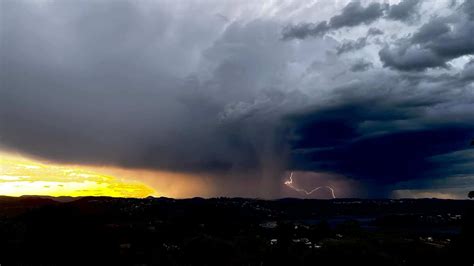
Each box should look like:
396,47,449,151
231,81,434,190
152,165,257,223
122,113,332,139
1,0,473,197
328,1,385,28
336,37,368,55
284,74,474,192
282,0,422,40
386,0,421,21
0,0,269,172
290,120,473,185
283,1,385,40
411,18,452,43
379,5,474,71
0,0,310,198
281,21,330,40
378,45,448,71
335,27,384,55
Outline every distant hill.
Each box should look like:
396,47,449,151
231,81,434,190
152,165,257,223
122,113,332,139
19,195,81,203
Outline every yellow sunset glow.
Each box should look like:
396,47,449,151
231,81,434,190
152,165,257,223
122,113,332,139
0,152,155,197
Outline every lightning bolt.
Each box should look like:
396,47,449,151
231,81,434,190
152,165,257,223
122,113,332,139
284,172,336,199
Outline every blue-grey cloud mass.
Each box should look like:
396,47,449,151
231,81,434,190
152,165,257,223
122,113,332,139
1,0,473,198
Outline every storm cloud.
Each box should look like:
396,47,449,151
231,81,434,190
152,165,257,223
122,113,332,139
1,0,473,198
386,0,421,21
282,0,421,40
282,1,385,40
379,4,474,71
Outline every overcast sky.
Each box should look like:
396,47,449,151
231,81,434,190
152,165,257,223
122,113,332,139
1,0,473,198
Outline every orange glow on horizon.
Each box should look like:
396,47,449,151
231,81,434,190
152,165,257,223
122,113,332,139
89,167,215,199
0,152,155,198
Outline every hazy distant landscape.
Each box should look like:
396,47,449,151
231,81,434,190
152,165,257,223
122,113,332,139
0,196,472,265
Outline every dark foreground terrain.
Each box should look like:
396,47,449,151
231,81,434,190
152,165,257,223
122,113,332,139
0,196,472,265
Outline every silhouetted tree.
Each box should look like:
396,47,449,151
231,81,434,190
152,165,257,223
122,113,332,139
469,191,474,199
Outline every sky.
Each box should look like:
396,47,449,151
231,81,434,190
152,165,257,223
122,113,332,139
0,0,473,199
